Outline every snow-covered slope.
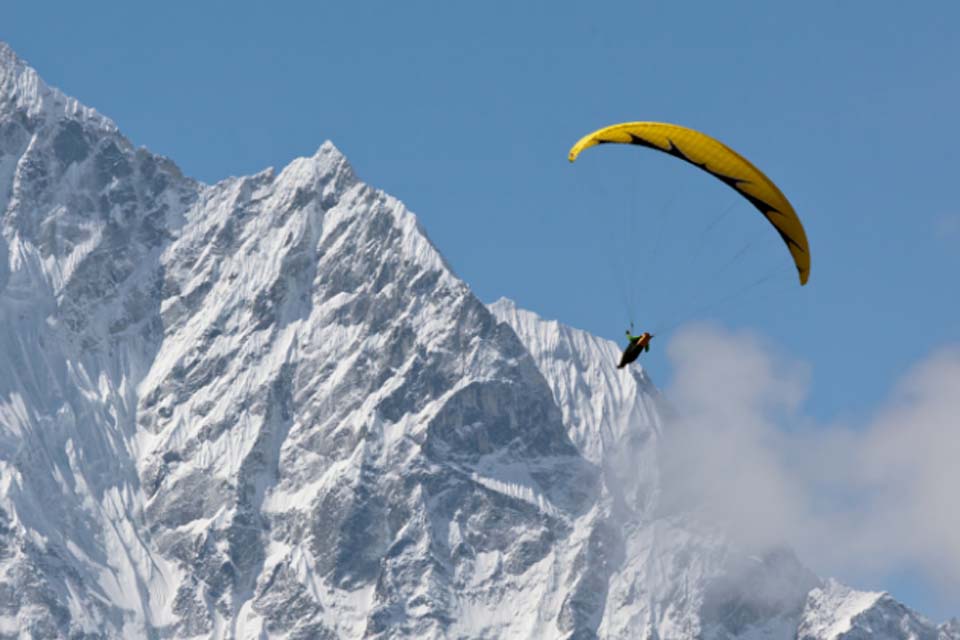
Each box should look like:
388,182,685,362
488,298,660,466
0,41,955,639
797,580,955,640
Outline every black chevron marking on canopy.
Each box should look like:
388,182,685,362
772,224,807,256
623,132,755,189
624,133,662,152
737,192,808,255
663,138,751,190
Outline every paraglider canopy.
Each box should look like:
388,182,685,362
569,121,810,285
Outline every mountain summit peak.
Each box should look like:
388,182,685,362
270,138,357,191
0,41,21,71
0,40,115,131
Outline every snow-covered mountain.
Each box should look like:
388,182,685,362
0,41,955,638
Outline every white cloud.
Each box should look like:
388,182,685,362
855,349,960,579
657,324,960,608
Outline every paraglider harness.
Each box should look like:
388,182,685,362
618,324,653,369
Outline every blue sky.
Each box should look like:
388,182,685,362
4,0,959,621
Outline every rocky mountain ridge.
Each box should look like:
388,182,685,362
0,41,955,639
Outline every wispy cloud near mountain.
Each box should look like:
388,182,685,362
661,323,960,617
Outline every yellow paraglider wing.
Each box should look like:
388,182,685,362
569,122,810,285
